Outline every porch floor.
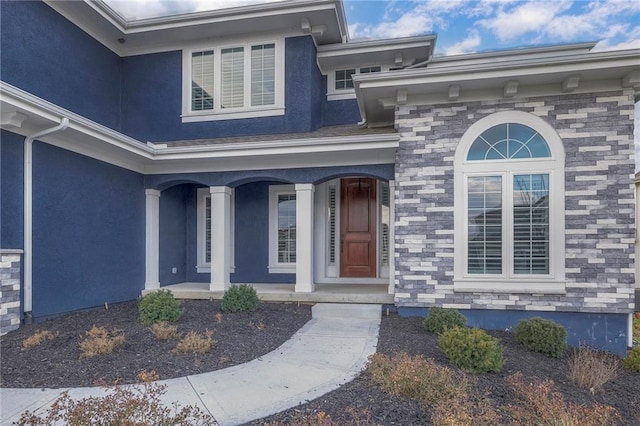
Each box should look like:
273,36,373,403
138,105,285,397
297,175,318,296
152,282,394,304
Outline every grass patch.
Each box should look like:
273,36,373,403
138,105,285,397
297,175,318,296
78,326,125,359
174,330,215,355
149,322,180,340
22,330,58,350
568,345,620,394
506,372,621,425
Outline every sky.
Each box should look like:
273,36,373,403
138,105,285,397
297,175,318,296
105,0,639,162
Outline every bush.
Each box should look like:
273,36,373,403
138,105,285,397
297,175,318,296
78,326,125,359
422,307,467,334
623,347,640,372
150,322,180,340
17,370,215,425
22,330,58,350
438,327,504,373
506,372,620,425
174,330,215,355
514,317,567,358
221,284,259,313
138,290,182,325
568,345,620,394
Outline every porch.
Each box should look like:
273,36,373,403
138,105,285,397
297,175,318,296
147,282,394,304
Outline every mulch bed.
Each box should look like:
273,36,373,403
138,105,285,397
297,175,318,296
0,299,312,388
2,302,639,425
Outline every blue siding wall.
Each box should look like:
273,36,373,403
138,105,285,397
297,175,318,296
398,307,631,356
159,184,188,285
120,36,354,142
1,131,24,249
0,1,122,130
231,181,295,283
31,143,145,318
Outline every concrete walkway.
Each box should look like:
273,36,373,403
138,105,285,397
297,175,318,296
0,303,381,426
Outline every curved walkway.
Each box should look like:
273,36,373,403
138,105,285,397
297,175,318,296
0,303,381,426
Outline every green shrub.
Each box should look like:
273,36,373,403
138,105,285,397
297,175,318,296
138,290,182,325
623,347,640,372
438,327,504,373
514,317,567,358
221,284,259,313
422,307,467,334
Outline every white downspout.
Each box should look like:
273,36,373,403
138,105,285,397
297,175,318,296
23,118,69,316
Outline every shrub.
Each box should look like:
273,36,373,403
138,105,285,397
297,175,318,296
367,353,499,424
221,284,259,313
78,326,125,359
633,312,640,346
568,345,620,394
438,327,504,373
514,317,567,358
624,347,640,372
422,307,467,334
506,372,620,426
150,322,180,340
174,330,215,354
17,370,215,426
22,330,58,350
138,290,182,325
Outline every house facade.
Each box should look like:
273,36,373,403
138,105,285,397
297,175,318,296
1,0,638,354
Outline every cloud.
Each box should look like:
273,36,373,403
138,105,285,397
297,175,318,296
443,29,482,55
105,0,284,20
479,1,572,41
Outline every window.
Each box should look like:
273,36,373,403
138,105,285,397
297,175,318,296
182,40,284,122
454,112,565,293
196,188,234,273
268,185,296,273
328,66,382,101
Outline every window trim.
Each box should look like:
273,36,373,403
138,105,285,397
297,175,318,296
453,111,566,294
182,38,285,123
268,185,296,273
196,187,235,273
326,65,384,101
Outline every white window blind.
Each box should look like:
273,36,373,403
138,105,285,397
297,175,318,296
191,51,214,111
251,44,275,106
221,47,244,109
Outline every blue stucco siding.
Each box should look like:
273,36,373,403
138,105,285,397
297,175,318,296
159,184,188,285
1,131,25,249
145,164,395,191
398,307,631,356
31,142,145,319
0,1,122,130
322,98,362,126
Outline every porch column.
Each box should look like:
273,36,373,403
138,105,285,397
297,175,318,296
295,183,314,293
145,189,161,290
210,186,232,292
388,180,396,295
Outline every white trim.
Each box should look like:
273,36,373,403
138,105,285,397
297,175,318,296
181,38,285,122
295,183,315,292
388,179,395,295
210,186,232,291
196,187,235,274
145,189,161,290
326,65,385,101
453,111,566,293
268,184,297,273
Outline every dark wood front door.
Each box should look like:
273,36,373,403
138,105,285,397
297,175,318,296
340,178,376,277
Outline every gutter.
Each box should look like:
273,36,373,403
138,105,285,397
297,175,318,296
23,118,69,318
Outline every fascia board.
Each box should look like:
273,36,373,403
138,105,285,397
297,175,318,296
355,50,640,88
317,35,437,54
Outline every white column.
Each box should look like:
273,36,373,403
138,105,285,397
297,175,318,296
145,189,161,290
210,186,232,292
388,180,396,295
295,183,315,293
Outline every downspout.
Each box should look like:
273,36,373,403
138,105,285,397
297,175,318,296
23,118,69,319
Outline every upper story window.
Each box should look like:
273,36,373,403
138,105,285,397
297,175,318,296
182,39,284,123
327,66,382,101
453,112,565,294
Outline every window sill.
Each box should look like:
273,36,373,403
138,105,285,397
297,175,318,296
327,91,356,101
196,265,236,274
268,264,295,274
453,279,566,295
182,106,285,123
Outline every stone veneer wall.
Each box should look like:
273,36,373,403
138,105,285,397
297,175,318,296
0,250,22,334
394,89,636,314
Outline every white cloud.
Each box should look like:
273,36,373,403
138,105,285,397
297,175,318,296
443,29,482,55
479,1,572,41
105,0,284,20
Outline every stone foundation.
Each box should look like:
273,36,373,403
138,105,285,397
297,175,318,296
1,250,22,335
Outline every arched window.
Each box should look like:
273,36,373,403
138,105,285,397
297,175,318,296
453,112,565,293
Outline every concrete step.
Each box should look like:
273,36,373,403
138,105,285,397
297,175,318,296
312,303,381,320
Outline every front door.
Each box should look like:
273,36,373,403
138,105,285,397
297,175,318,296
340,178,377,277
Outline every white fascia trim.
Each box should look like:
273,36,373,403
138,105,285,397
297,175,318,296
327,92,356,101
182,107,286,123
